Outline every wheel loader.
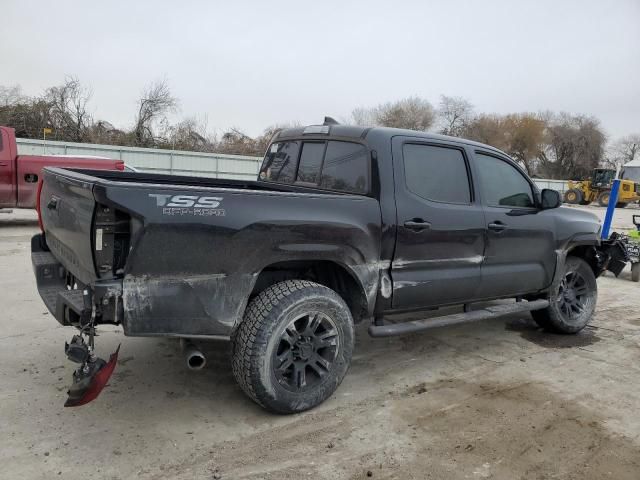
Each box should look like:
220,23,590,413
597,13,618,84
564,168,640,207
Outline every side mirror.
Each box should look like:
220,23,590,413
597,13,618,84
541,189,561,209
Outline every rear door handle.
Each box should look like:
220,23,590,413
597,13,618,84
488,221,507,232
0,162,8,167
404,219,431,231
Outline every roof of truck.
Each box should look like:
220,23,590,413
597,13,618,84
274,123,506,156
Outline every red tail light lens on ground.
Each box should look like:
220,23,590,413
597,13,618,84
64,345,120,407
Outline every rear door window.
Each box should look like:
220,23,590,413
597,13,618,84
403,144,471,204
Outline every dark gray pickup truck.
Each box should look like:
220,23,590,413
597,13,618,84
32,121,612,413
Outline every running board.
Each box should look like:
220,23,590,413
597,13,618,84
368,299,549,337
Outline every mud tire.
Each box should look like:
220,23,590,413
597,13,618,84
231,280,354,414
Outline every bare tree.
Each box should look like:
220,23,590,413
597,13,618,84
46,76,93,142
162,116,213,151
605,134,640,169
460,114,506,148
351,106,379,127
538,113,606,179
376,97,435,131
351,96,435,131
0,85,23,107
502,113,546,176
437,95,474,137
133,79,177,146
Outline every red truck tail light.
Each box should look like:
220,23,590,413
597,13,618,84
115,161,125,171
35,179,44,232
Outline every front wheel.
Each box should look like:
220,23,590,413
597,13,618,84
597,191,611,207
231,280,354,414
563,188,583,205
531,256,597,334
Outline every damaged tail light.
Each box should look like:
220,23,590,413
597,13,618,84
64,345,120,407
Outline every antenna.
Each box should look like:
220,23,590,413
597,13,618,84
323,116,340,126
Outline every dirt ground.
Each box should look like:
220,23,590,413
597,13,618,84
1,205,640,480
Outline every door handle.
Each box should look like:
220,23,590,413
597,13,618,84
488,221,507,232
404,219,431,231
0,162,8,167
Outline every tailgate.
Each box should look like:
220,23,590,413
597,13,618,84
40,168,98,286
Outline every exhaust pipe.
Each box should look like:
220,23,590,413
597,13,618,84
180,338,206,370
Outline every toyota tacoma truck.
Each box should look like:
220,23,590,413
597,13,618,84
31,121,613,413
0,126,124,209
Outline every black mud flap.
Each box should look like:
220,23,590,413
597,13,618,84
64,345,120,407
599,235,629,277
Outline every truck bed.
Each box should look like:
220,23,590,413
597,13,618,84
64,168,364,196
36,167,382,338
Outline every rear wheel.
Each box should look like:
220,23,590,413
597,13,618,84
616,202,627,208
532,256,597,334
231,280,354,414
564,189,583,205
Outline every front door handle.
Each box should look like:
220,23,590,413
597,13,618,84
404,219,431,231
488,221,507,232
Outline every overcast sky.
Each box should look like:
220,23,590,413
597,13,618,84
2,0,639,139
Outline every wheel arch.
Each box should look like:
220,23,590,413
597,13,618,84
249,259,371,323
566,243,600,276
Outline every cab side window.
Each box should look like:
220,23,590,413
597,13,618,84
320,141,368,194
403,144,471,204
475,153,535,208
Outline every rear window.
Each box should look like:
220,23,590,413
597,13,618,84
259,140,369,194
297,142,325,184
259,141,300,183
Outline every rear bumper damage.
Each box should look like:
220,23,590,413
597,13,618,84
31,233,121,407
32,234,123,327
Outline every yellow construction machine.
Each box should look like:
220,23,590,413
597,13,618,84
563,168,640,207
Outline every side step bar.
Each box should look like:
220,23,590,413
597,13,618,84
368,299,549,337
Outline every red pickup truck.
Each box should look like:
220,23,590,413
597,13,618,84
0,126,124,209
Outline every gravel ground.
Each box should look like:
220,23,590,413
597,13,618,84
1,206,639,480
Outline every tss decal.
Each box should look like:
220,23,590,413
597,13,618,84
149,194,225,216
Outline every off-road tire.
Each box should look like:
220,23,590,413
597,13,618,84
563,189,583,205
531,256,597,334
631,263,640,283
231,280,354,414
